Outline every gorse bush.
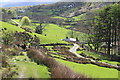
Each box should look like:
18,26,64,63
21,16,31,26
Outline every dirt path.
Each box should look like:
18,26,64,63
67,44,119,70
18,66,26,78
14,62,27,78
69,44,84,58
11,19,21,27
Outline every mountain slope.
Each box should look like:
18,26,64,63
16,2,85,17
17,2,114,17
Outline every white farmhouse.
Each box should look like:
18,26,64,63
62,37,77,42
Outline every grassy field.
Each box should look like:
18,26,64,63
1,21,24,32
11,52,50,78
13,19,21,23
43,24,70,40
52,16,67,20
43,23,88,42
56,59,119,78
52,14,86,21
72,14,86,21
12,19,88,42
13,61,50,78
77,50,119,66
77,50,107,59
1,21,66,44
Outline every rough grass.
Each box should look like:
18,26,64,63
11,52,50,78
1,21,24,32
56,59,119,78
13,61,50,78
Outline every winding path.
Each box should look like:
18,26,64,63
69,44,119,70
69,44,84,58
11,19,21,27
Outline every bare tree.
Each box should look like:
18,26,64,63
33,16,50,34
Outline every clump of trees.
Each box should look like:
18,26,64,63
33,16,50,34
7,9,17,19
89,3,120,55
2,31,16,46
15,31,33,44
21,16,31,26
1,30,41,49
1,8,17,22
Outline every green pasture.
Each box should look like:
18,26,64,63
43,23,88,42
72,14,86,21
52,16,67,20
1,21,66,44
56,59,119,78
77,50,119,66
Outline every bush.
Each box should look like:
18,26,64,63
2,31,15,46
2,55,9,68
21,16,31,26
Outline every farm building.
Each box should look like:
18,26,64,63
62,37,77,42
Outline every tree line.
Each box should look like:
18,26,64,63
88,3,120,56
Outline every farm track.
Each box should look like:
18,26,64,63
69,44,84,58
18,66,26,78
11,19,21,27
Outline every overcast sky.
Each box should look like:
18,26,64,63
1,0,120,2
0,0,61,7
1,0,61,2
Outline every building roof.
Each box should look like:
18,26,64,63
62,38,76,42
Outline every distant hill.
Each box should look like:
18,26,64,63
1,2,54,7
18,2,85,17
18,2,114,17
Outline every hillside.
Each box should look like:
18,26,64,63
16,2,85,17
62,2,114,17
14,2,115,34
0,21,66,44
16,2,114,17
1,19,119,78
1,1,120,79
